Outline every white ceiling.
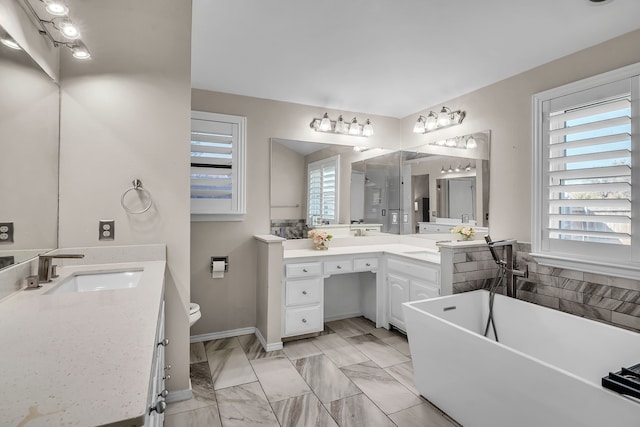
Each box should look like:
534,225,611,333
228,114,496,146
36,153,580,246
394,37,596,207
192,0,640,119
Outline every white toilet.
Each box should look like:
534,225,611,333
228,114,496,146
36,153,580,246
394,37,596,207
189,303,201,327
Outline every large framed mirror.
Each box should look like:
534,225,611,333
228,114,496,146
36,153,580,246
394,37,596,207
269,130,490,237
0,24,59,270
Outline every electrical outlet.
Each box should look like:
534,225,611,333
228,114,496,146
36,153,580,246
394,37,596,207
0,222,14,243
99,220,115,241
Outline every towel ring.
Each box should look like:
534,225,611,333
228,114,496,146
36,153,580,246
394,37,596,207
121,179,152,214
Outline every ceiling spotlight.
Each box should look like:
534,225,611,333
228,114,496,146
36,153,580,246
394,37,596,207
362,119,374,137
44,0,69,16
71,44,91,59
58,21,80,39
0,37,21,50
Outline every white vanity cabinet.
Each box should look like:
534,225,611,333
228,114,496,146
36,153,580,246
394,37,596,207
282,255,380,338
282,261,324,337
386,256,440,331
146,300,168,427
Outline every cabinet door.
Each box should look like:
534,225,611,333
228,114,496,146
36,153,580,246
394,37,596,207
410,279,439,301
387,273,409,330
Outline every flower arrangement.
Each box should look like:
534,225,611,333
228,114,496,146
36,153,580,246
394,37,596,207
308,229,333,250
451,225,476,241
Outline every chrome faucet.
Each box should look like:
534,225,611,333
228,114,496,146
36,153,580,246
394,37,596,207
37,254,85,283
484,236,528,298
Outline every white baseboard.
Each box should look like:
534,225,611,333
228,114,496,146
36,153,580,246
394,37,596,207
166,385,193,403
190,327,283,352
255,327,283,351
190,327,255,343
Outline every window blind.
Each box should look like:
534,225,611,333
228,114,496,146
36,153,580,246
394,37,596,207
190,112,245,218
308,156,338,225
546,94,631,246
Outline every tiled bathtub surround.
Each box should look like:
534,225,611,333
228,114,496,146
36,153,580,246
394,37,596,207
270,219,308,239
441,242,640,332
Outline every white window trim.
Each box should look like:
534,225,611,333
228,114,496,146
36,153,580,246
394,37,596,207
190,111,247,222
307,155,340,225
531,62,640,280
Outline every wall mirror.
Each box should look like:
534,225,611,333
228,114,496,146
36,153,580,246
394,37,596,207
0,24,59,270
270,130,490,237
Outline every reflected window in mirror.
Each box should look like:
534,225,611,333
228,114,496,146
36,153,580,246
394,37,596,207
308,155,339,225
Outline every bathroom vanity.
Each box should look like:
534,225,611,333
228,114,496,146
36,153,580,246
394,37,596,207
279,238,443,339
0,260,167,427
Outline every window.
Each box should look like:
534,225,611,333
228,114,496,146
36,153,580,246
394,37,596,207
190,111,246,221
307,155,339,225
532,63,640,278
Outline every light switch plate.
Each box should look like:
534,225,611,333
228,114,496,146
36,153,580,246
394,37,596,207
99,220,115,241
0,222,14,243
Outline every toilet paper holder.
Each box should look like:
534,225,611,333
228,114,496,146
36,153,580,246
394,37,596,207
211,257,229,273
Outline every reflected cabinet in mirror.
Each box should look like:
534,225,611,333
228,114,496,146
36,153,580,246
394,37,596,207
0,25,59,269
269,131,490,237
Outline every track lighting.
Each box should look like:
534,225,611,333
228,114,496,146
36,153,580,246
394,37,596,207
413,106,465,134
20,0,92,60
310,113,374,138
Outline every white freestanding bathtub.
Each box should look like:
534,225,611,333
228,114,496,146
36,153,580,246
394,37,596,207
403,290,640,427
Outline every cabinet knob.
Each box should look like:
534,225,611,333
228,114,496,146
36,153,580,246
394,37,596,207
158,389,169,398
150,401,167,414
302,268,308,272
366,263,371,267
165,364,171,370
302,318,307,323
302,290,308,295
337,265,342,269
158,338,169,347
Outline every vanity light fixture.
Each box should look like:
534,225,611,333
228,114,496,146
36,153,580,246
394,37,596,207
447,165,454,173
413,106,465,134
20,0,92,59
465,163,472,171
466,136,477,149
310,113,374,138
440,166,446,174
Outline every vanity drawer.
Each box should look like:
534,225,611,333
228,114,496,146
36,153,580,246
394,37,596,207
285,277,322,306
286,262,322,278
284,305,323,336
387,258,438,282
354,258,378,271
324,259,354,275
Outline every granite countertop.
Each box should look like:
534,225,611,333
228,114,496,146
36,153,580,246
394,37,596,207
283,243,441,264
0,260,166,427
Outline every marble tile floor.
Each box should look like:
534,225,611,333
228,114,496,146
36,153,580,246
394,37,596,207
166,317,461,427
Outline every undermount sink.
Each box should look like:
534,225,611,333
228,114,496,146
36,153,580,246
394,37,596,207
46,270,143,295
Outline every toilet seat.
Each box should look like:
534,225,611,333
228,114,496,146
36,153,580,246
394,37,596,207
189,303,201,328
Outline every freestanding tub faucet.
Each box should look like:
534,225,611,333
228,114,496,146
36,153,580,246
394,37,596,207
37,254,85,283
484,236,528,298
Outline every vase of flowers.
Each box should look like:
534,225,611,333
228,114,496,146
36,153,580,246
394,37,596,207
308,229,333,250
451,225,476,241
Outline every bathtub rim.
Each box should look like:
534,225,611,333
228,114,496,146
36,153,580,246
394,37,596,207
403,289,640,403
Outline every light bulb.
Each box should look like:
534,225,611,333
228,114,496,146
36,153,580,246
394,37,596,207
448,165,453,173
455,165,461,172
45,1,69,16
335,115,345,133
413,116,426,134
59,21,80,39
437,107,450,127
72,45,91,59
319,113,331,132
466,136,477,149
362,119,374,137
425,112,437,130
465,163,472,171
441,167,446,174
0,37,21,50
445,138,457,147
435,140,446,146
348,118,360,135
